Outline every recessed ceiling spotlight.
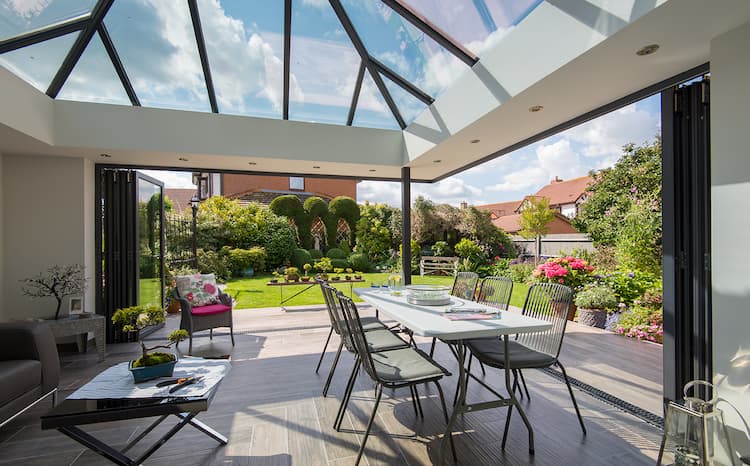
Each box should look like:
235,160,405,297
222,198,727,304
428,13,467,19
636,44,659,56
528,105,544,113
178,157,188,161
368,169,376,172
433,159,442,163
470,139,480,144
99,153,111,158
313,166,321,169
248,162,257,165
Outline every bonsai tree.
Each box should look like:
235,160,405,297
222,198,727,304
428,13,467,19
303,263,312,277
111,305,188,367
284,266,300,281
20,265,87,320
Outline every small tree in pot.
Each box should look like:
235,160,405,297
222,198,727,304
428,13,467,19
574,285,618,328
20,265,87,320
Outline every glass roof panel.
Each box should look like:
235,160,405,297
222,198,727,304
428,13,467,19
352,71,399,130
0,31,76,91
382,75,427,125
340,0,466,98
197,0,283,118
289,0,359,125
58,33,129,105
402,0,542,56
103,0,210,113
0,0,94,41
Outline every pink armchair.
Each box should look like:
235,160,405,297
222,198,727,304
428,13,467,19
174,276,235,355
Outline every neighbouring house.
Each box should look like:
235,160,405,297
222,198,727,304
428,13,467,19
533,175,593,218
192,172,358,206
478,200,523,220
164,188,198,215
491,211,579,235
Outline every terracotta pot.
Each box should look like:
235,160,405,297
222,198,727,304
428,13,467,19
166,300,181,314
301,276,311,282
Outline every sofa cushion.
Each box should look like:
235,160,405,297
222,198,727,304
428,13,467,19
191,303,232,316
175,274,221,307
0,360,41,404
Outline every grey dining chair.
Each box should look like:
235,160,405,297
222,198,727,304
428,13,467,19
466,282,586,449
335,292,456,465
429,271,479,357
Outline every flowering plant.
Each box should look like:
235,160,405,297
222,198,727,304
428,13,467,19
615,306,663,344
531,256,595,290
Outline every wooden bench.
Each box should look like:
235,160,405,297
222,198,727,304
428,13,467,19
419,256,459,276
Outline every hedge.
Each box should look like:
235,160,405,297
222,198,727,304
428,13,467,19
227,247,266,276
327,248,347,260
309,249,323,259
330,258,350,269
291,248,313,270
348,252,371,272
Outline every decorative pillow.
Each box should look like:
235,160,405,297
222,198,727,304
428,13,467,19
175,274,220,307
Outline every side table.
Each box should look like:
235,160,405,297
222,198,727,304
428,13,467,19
46,314,106,361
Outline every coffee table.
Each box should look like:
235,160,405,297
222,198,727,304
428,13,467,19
41,364,228,465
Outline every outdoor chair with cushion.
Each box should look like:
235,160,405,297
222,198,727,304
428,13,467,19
174,273,234,355
429,271,479,357
465,282,586,449
0,322,60,428
335,292,456,465
318,282,409,397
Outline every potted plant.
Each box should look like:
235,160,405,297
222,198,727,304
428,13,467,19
111,305,189,381
574,285,618,328
344,268,353,280
353,271,362,280
284,266,299,282
331,268,343,281
301,263,312,282
20,265,87,320
532,256,595,320
269,271,280,284
315,257,332,281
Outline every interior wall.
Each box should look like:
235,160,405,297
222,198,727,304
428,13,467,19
1,154,93,321
0,153,4,321
710,20,750,453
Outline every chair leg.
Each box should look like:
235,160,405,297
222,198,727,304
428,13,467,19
413,385,424,419
188,334,193,356
210,328,213,340
354,384,383,466
519,369,531,400
479,360,486,376
429,338,437,357
433,381,457,462
315,328,334,374
512,369,522,399
453,349,469,407
335,359,361,431
230,324,235,346
323,341,344,397
409,386,419,418
557,362,586,434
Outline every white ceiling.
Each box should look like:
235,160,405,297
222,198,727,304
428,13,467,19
2,0,750,182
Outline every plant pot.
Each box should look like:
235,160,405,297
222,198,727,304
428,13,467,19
128,358,177,383
285,274,299,282
331,276,340,281
300,276,311,282
344,275,351,281
354,275,362,280
166,300,181,314
577,308,608,328
269,279,278,284
552,301,577,321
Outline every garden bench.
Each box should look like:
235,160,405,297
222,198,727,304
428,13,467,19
419,256,459,276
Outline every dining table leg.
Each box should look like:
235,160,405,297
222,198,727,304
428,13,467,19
441,340,466,464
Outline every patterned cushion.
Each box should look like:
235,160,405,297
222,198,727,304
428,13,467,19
175,274,220,307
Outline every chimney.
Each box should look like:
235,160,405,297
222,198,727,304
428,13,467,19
551,176,563,183
460,201,468,209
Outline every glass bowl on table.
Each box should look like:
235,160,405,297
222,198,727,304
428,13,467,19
405,285,452,306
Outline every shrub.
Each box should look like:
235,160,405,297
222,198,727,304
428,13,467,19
574,285,618,310
227,247,267,275
197,249,230,282
454,238,482,261
507,263,535,283
263,217,297,268
348,252,371,272
489,257,511,276
315,257,333,273
615,306,663,344
291,248,313,270
531,256,595,290
330,258,350,270
596,270,659,306
326,248,347,260
338,240,351,255
309,249,323,259
398,239,421,274
431,241,452,257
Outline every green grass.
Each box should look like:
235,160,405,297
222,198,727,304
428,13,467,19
139,278,162,306
224,273,529,310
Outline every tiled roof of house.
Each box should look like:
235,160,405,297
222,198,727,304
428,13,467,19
533,175,593,206
475,200,522,218
164,188,197,215
492,212,578,235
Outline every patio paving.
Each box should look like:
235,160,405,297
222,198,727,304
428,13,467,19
0,305,663,465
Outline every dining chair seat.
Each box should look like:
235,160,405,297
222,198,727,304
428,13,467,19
467,339,556,369
360,317,386,331
366,329,410,352
371,347,446,384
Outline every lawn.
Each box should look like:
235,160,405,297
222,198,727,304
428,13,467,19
224,273,529,310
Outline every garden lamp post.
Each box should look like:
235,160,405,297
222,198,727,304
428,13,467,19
190,194,199,267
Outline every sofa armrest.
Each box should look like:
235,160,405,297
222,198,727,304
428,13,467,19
0,323,60,393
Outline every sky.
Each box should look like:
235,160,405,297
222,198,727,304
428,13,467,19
0,0,661,206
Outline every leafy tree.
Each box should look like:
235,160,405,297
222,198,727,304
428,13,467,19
355,202,399,262
519,197,555,263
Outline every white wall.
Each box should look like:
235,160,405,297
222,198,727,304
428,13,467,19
0,153,4,321
711,20,750,453
1,154,94,321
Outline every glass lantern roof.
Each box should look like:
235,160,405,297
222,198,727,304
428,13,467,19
0,0,543,129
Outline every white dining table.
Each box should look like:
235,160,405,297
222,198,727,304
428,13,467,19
354,287,552,458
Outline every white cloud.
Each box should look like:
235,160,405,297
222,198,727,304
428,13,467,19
487,165,549,193
357,178,485,208
301,0,327,8
141,171,194,189
535,138,582,179
357,181,401,207
3,0,50,18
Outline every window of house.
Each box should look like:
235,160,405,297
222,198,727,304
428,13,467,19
289,177,304,191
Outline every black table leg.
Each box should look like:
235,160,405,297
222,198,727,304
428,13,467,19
58,426,136,466
180,413,228,444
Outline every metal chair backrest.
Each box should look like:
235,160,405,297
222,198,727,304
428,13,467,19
320,283,355,352
451,272,479,301
516,283,573,360
337,293,379,382
476,276,514,311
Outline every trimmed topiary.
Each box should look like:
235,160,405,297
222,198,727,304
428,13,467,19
291,248,313,270
330,258,350,269
327,248,347,259
348,252,371,272
309,249,323,259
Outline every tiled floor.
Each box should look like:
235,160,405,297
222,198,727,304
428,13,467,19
0,306,663,465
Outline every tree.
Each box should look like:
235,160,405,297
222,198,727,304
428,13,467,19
20,265,87,319
518,197,555,263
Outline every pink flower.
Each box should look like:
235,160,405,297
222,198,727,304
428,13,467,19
186,292,194,302
203,283,217,295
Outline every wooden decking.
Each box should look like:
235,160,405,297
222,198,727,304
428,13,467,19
0,305,663,465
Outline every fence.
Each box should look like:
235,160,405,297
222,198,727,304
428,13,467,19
512,233,594,258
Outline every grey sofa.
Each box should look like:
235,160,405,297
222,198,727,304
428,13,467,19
0,322,60,428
